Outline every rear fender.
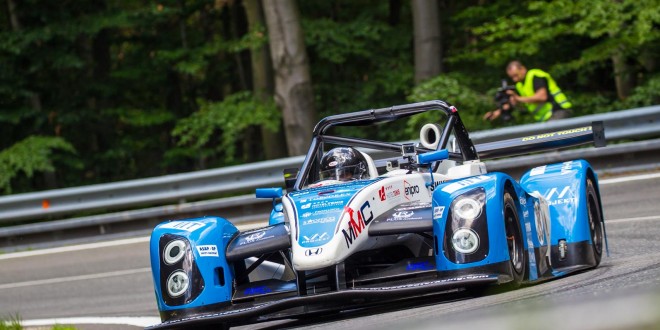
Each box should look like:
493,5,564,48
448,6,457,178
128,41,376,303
520,160,594,247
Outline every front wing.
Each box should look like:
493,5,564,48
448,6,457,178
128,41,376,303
147,274,499,329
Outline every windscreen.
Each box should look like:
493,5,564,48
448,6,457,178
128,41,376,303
300,110,450,187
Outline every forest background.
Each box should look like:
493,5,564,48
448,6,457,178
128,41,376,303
0,0,658,195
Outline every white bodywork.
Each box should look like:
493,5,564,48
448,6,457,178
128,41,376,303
283,160,487,271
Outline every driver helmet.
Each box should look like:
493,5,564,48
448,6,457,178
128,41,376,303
319,147,368,182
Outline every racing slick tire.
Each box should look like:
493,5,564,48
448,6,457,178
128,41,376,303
503,189,526,287
586,177,604,267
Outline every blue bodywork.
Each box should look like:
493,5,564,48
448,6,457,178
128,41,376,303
150,217,238,314
431,160,602,282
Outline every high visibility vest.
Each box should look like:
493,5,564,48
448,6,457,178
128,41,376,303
515,69,572,122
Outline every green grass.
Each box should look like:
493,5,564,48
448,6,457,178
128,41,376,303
0,316,77,330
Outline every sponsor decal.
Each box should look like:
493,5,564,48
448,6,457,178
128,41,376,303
304,248,323,256
245,231,266,242
523,210,529,218
536,185,576,206
530,166,546,176
519,197,527,205
196,245,218,257
561,161,573,175
302,232,330,244
521,126,590,142
341,201,374,248
301,203,311,209
160,221,205,232
310,200,344,209
428,180,444,192
244,286,272,295
240,229,275,246
355,275,491,291
302,217,336,225
404,180,420,200
379,184,402,202
392,211,415,219
441,175,489,194
395,201,432,211
301,208,342,218
406,261,434,271
433,206,445,219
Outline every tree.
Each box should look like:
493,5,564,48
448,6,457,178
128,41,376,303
466,0,660,100
263,0,317,156
411,0,442,84
244,0,286,159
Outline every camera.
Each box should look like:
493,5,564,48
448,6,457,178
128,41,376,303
494,79,516,122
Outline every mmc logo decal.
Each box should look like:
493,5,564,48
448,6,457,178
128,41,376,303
341,201,374,249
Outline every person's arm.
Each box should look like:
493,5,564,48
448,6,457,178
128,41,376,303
509,77,548,105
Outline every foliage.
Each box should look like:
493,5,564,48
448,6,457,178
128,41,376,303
0,137,75,194
51,325,77,330
619,74,660,108
0,315,21,330
407,74,503,131
460,0,660,76
301,2,414,118
0,0,657,195
172,91,280,162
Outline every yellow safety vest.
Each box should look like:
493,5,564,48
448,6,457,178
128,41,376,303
515,69,572,122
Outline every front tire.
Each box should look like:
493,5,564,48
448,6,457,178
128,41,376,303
503,190,526,287
586,178,604,267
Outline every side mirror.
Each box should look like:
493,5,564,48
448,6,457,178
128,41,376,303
417,149,449,165
255,187,283,199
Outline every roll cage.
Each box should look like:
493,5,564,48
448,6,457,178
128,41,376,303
293,100,478,191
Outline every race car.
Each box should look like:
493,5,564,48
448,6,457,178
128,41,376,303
148,100,607,329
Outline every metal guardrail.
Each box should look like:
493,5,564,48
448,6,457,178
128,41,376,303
2,137,659,242
0,105,658,225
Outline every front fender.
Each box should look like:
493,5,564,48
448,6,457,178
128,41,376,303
431,174,520,272
150,217,238,321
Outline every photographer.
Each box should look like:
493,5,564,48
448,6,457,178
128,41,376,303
484,61,573,122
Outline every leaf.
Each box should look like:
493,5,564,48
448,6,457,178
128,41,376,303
0,136,75,194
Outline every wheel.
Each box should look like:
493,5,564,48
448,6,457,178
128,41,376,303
503,190,526,287
586,177,604,266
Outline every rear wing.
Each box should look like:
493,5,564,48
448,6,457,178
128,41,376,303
475,121,606,159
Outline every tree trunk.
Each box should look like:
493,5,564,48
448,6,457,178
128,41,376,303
244,0,286,160
411,0,442,84
263,0,317,156
611,52,636,100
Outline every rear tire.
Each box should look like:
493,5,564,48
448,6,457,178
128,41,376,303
586,178,603,267
503,190,526,287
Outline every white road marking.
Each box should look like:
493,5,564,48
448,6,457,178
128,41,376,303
0,267,151,290
0,236,150,260
21,316,161,328
599,172,660,185
606,215,660,224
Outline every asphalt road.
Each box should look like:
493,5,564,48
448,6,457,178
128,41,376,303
1,172,660,329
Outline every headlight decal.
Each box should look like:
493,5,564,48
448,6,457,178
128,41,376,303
443,187,489,264
159,234,205,306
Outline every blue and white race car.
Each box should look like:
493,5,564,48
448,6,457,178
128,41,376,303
148,100,607,329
